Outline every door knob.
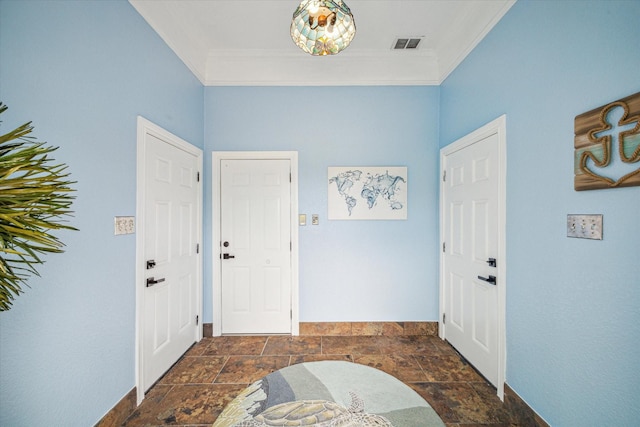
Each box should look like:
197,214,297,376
478,275,497,285
146,277,165,287
222,253,235,260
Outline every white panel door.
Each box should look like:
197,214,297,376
220,159,292,334
443,132,500,387
142,133,199,391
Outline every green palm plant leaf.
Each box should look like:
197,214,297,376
0,103,77,311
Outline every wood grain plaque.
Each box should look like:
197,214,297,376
574,91,640,191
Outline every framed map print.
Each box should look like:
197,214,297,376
328,166,408,220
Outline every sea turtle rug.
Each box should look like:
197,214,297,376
213,361,445,427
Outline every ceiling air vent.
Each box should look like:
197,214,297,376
393,37,423,50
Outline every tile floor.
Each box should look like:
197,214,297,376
122,335,533,427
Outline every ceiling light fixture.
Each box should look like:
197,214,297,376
290,0,356,56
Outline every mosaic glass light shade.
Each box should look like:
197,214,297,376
290,0,356,56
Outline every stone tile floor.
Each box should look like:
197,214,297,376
122,335,536,427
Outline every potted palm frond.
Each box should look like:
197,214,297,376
0,103,77,311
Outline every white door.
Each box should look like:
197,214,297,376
220,159,292,334
137,118,202,398
441,116,506,397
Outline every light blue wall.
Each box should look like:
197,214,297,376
3,0,638,425
0,1,203,425
440,1,640,425
204,86,441,322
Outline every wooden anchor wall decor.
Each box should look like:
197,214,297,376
574,91,640,191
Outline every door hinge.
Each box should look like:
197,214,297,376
443,242,446,252
443,313,446,324
196,315,199,325
196,243,200,254
290,241,292,251
443,170,446,182
197,171,200,182
289,173,292,183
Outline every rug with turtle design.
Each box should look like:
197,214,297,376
212,361,445,427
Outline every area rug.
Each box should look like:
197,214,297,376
213,361,445,426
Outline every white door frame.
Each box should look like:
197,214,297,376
135,117,203,404
212,151,299,336
439,115,507,399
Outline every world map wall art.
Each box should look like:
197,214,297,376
328,166,408,220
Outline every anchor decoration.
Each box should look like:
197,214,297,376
574,92,640,191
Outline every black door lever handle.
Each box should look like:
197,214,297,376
222,253,235,260
478,275,497,285
146,277,165,287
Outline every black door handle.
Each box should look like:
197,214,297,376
478,275,497,285
222,253,235,260
486,258,496,267
146,277,165,287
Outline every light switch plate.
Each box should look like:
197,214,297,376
299,214,307,226
115,216,135,235
567,214,602,240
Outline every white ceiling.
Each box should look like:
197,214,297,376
129,0,515,86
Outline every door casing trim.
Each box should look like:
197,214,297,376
439,115,507,399
212,151,299,337
135,116,203,404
